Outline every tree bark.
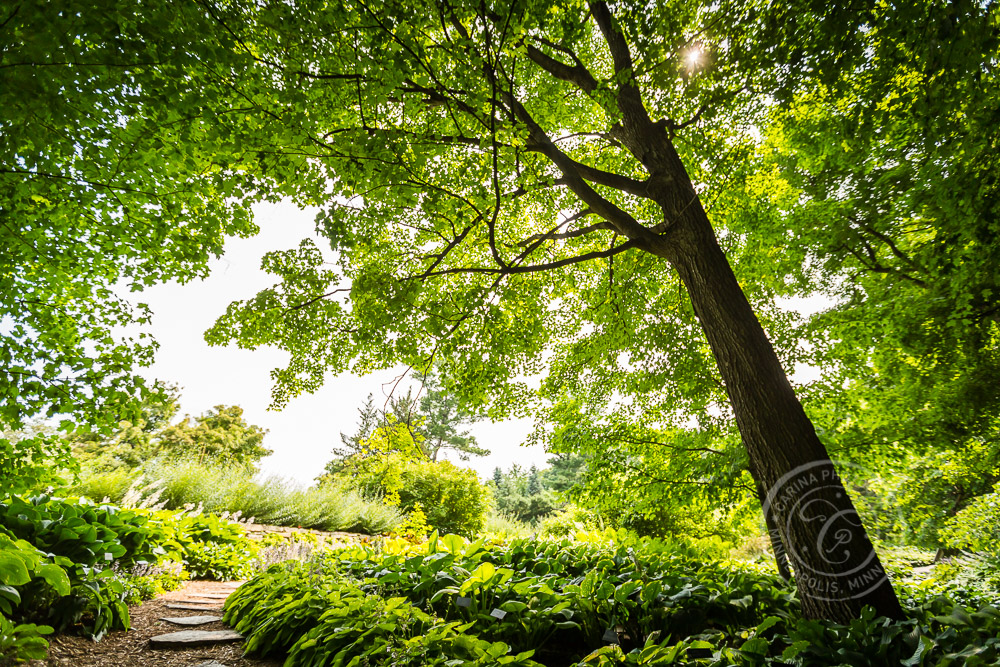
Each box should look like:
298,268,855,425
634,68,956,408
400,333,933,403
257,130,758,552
756,479,793,583
640,137,903,621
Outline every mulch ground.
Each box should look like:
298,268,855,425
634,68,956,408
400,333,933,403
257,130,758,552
28,580,283,667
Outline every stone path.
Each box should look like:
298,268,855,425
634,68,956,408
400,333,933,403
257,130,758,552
31,579,280,667
167,603,224,611
149,581,247,662
160,615,224,626
150,630,245,648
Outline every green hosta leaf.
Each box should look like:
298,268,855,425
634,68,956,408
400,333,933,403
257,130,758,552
439,534,466,554
35,563,71,596
596,581,615,601
782,640,812,660
756,616,781,634
740,636,769,655
901,635,933,667
0,551,31,586
614,580,641,603
472,562,496,581
640,581,662,604
0,584,20,603
729,594,753,609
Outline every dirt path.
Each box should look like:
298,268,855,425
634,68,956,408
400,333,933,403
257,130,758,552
30,581,282,667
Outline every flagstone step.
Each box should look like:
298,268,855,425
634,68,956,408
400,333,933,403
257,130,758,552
165,603,223,611
149,629,243,648
159,615,223,626
193,662,227,667
190,593,230,599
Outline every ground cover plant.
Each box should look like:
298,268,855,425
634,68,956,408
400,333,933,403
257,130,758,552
224,533,1000,667
0,492,287,663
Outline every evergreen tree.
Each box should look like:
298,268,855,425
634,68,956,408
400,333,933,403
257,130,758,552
324,375,488,477
527,465,542,496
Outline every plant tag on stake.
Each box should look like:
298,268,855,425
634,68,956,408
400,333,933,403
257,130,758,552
688,648,714,659
104,553,113,561
490,608,507,620
456,597,472,608
602,628,619,644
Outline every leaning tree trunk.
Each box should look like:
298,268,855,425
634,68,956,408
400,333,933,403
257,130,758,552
756,478,792,583
642,140,904,622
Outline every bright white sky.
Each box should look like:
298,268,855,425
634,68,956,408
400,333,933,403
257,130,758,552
132,201,545,485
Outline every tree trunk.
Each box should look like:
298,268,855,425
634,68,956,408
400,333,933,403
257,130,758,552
756,479,793,583
648,158,903,621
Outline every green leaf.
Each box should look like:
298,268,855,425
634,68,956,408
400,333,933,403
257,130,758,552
35,563,71,596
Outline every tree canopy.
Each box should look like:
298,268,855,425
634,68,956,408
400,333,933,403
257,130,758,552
72,387,272,470
0,1,273,435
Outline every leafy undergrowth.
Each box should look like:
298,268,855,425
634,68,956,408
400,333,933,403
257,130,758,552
0,494,309,663
224,534,1000,667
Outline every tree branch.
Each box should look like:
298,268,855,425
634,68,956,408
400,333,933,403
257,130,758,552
522,144,649,195
524,43,599,95
413,240,637,279
499,92,657,246
589,1,654,131
518,219,610,246
285,288,351,312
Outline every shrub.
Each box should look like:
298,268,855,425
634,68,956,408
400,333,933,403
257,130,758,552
538,504,602,539
72,462,404,534
137,508,260,581
0,495,158,569
940,481,1000,552
483,510,535,539
393,459,489,536
225,558,540,667
0,533,68,663
345,453,490,536
117,561,187,605
0,497,136,640
0,615,52,664
65,467,138,505
184,540,259,580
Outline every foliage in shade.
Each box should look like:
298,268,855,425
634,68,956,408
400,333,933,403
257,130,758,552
224,534,1000,666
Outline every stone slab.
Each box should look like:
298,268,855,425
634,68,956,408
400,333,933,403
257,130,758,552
193,662,228,667
149,629,243,648
190,593,230,599
159,615,223,626
165,603,222,611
